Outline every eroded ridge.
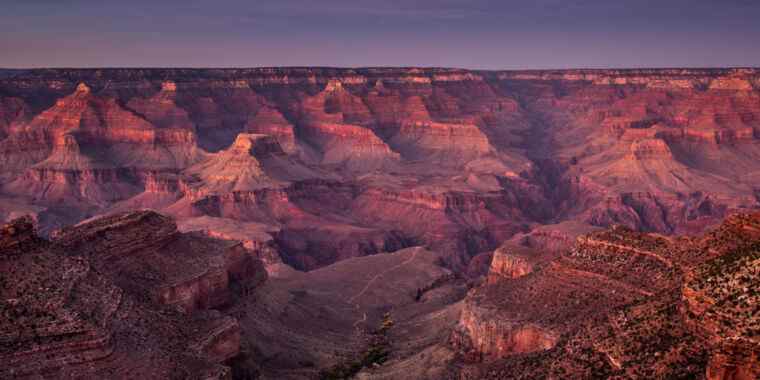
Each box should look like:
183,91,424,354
452,213,760,379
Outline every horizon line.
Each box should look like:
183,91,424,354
2,65,760,73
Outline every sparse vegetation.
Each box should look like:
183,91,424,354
319,313,395,380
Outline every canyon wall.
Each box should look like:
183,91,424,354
0,66,759,271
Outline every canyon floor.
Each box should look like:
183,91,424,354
1,67,759,379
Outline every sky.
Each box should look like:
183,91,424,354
1,0,759,70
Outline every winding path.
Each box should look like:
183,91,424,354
348,248,421,329
581,238,674,268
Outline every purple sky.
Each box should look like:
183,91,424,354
2,0,759,69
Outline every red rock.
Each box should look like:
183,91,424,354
175,80,269,152
454,213,760,378
301,79,373,125
3,67,758,240
508,221,603,252
454,303,558,360
401,95,433,123
0,212,257,378
53,210,266,312
126,81,195,130
0,97,27,139
177,215,282,271
185,133,275,192
183,132,319,196
298,122,400,170
390,121,492,161
4,133,142,205
486,243,537,283
244,105,297,153
629,138,673,159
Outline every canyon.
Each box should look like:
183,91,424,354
1,67,759,379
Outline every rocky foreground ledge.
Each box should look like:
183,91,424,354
0,210,262,379
452,213,760,380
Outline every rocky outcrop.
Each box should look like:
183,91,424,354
299,122,400,170
185,133,277,192
452,249,648,366
293,79,401,170
0,250,121,377
390,121,492,162
453,300,558,360
177,215,282,271
301,79,373,125
178,187,298,224
126,81,195,130
2,82,204,186
190,314,242,363
487,243,535,283
22,83,152,142
53,210,266,313
244,105,297,153
454,213,760,379
1,212,253,379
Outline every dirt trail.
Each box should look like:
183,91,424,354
553,263,655,297
348,249,421,329
582,238,674,268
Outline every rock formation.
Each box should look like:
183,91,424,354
1,67,758,263
184,133,280,192
453,213,760,379
1,211,265,378
126,81,195,131
486,243,537,282
244,105,297,153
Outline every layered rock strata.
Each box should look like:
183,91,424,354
453,213,760,379
0,211,266,378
